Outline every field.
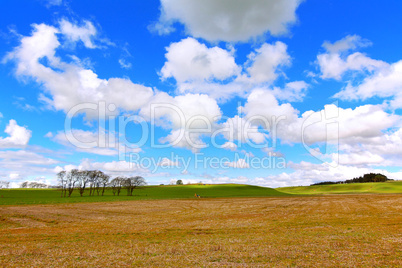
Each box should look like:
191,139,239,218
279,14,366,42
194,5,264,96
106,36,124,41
0,184,289,205
0,194,401,267
277,181,402,195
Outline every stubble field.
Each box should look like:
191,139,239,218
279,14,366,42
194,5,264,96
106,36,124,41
0,194,401,267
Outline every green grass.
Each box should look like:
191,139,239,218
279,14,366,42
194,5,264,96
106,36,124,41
276,181,402,195
0,184,290,205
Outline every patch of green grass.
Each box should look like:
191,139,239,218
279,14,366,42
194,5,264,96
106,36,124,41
276,181,402,195
0,184,290,205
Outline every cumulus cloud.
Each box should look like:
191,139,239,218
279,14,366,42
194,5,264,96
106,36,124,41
161,39,300,102
0,120,32,148
4,22,154,119
335,60,402,109
53,129,143,156
244,41,290,83
220,115,267,145
317,35,388,80
5,22,227,152
59,19,98,48
0,149,60,186
237,89,400,146
161,37,240,82
153,0,303,42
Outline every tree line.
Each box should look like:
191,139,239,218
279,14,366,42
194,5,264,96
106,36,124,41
57,169,146,197
311,173,392,186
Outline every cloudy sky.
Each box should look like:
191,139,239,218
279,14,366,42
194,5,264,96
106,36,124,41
1,0,401,187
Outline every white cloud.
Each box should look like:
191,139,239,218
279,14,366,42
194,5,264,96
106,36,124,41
0,120,32,148
154,0,303,42
318,52,388,80
238,89,399,146
4,22,156,118
244,41,290,83
224,158,250,169
221,141,237,151
0,150,58,166
0,149,60,186
53,129,142,156
140,93,222,151
118,58,132,69
335,60,402,109
59,19,98,49
322,35,371,54
160,39,305,102
220,115,267,145
75,159,149,177
270,81,309,102
161,37,240,82
317,35,388,80
157,157,180,167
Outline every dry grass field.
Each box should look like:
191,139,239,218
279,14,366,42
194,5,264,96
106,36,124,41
0,195,401,267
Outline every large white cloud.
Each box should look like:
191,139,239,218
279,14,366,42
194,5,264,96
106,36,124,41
0,120,32,148
5,21,227,152
317,35,388,80
161,37,240,82
160,38,296,102
335,60,402,109
154,0,303,42
237,89,400,146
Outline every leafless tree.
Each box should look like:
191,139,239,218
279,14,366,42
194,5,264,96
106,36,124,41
29,182,48,188
20,181,29,188
75,170,90,197
110,177,124,196
66,170,78,197
0,181,10,189
57,171,67,197
100,173,110,196
88,170,103,196
125,176,146,196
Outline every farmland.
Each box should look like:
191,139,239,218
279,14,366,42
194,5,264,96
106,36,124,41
0,184,289,205
277,181,402,195
0,194,401,267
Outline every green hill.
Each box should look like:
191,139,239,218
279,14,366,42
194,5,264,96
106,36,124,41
276,181,402,195
0,184,289,205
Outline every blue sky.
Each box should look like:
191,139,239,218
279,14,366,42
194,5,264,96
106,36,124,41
1,0,401,187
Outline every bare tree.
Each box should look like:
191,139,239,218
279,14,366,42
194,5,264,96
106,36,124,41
20,181,48,188
110,177,124,196
125,176,146,196
29,182,48,188
76,170,90,197
57,171,67,197
0,181,10,189
88,170,103,196
66,170,78,197
100,173,110,196
20,181,29,188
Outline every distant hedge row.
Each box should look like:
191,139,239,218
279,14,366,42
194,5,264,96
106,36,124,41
311,173,393,186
